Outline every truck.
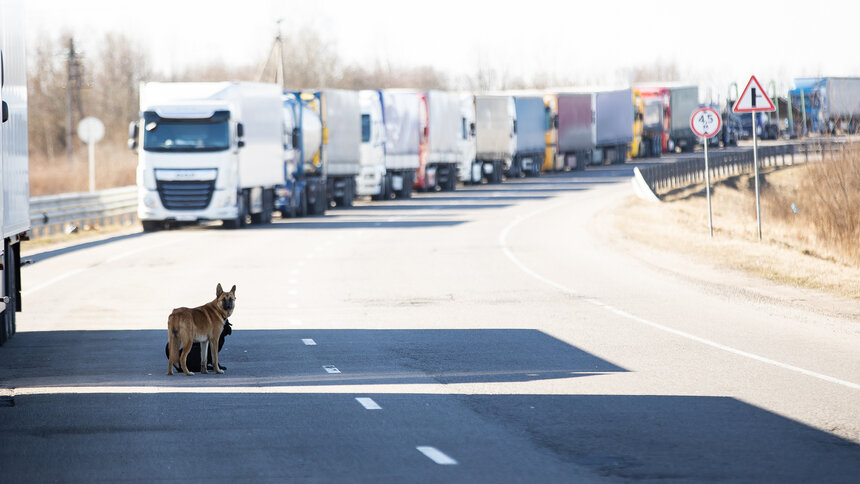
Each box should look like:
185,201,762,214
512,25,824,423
0,0,29,344
457,93,479,185
276,91,326,217
475,94,516,183
542,93,563,172
556,88,633,169
314,89,361,206
630,89,663,158
511,95,546,177
356,90,386,199
415,90,460,191
790,77,860,134
130,82,284,230
357,90,421,199
637,84,699,152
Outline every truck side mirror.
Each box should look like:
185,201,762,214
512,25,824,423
291,127,300,149
1,101,8,123
127,121,138,149
237,123,245,148
511,120,517,136
553,115,558,129
470,122,476,137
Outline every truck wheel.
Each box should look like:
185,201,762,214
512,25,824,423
141,221,161,232
223,192,248,229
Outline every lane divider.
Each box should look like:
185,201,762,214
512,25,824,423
355,397,381,410
498,200,860,392
416,446,458,465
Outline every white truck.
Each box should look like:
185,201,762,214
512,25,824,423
0,0,30,344
475,94,516,184
416,90,460,191
317,89,361,207
130,82,285,230
356,90,386,199
458,93,478,184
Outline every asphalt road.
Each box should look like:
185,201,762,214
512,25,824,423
2,166,859,482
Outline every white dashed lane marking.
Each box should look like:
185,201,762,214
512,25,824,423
302,339,316,346
355,397,381,410
322,365,341,374
416,446,458,465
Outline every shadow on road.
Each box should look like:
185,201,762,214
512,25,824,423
0,329,625,387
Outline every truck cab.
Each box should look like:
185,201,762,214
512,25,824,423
356,90,385,198
133,103,243,229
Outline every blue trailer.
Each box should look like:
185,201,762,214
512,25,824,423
512,96,546,177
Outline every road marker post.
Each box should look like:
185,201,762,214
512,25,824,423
690,107,722,238
732,75,775,241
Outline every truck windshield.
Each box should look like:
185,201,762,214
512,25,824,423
142,111,230,152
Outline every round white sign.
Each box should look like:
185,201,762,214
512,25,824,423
690,107,722,139
77,116,105,144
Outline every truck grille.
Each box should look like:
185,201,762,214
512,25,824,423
156,180,215,210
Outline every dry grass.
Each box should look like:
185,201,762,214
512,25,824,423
615,156,860,300
29,141,137,196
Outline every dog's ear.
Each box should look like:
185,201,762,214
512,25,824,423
216,283,223,297
230,285,236,295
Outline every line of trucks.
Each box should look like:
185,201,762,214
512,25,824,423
129,82,712,230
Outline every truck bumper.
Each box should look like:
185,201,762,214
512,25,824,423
138,188,238,222
355,166,385,197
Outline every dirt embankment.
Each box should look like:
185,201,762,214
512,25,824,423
612,159,860,304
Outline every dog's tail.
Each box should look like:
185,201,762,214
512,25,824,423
167,315,181,372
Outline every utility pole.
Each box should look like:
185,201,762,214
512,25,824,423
65,37,84,165
256,19,286,89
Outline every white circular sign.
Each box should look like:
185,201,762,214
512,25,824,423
77,116,105,144
690,107,722,139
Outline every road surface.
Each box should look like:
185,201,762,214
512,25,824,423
2,165,858,482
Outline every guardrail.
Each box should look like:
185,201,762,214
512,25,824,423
29,185,137,238
633,140,844,200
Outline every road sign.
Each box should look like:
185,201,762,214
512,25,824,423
733,75,775,113
690,107,722,138
77,117,105,144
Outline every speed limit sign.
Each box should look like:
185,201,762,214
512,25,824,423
690,107,722,138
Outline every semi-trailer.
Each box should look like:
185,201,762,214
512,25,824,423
636,84,699,152
315,89,362,207
630,89,663,158
356,90,386,199
556,88,633,169
377,90,420,198
457,93,478,184
0,0,30,344
475,94,516,183
542,93,563,172
276,91,326,217
790,77,860,134
130,82,284,230
512,95,546,177
415,90,460,191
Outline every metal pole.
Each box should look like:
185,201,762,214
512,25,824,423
752,113,762,240
704,135,712,238
88,141,95,193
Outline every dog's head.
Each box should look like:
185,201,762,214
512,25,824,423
215,283,237,317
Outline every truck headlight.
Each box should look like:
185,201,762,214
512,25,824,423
143,194,157,208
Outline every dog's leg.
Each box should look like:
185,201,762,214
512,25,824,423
179,333,194,375
167,323,179,376
210,336,224,374
199,340,209,374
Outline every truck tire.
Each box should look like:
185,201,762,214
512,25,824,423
398,175,413,199
223,191,248,229
141,221,161,232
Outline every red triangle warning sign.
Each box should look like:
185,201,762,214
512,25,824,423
733,75,775,113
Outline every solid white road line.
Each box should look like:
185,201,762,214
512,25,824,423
290,319,302,325
302,339,316,346
498,200,860,392
416,446,458,465
323,365,341,374
355,397,381,410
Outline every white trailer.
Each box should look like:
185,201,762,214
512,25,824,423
475,95,516,183
416,91,460,191
319,89,361,207
0,0,30,344
458,93,478,184
131,82,285,230
379,90,420,198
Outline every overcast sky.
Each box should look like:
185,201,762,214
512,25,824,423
23,0,860,101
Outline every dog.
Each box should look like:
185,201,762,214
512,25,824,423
164,319,231,373
167,283,236,376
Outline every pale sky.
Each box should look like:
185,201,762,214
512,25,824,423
23,0,860,101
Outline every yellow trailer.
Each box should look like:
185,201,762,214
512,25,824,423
629,89,645,158
542,93,564,171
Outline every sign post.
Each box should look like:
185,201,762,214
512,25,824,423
77,117,105,193
732,75,775,241
690,106,722,238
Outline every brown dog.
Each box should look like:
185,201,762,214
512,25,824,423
167,283,236,376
